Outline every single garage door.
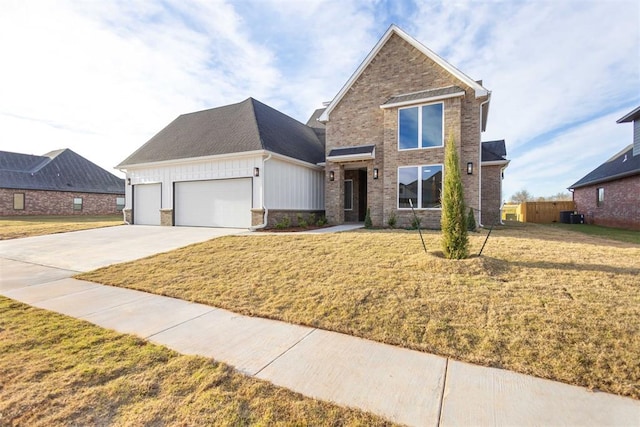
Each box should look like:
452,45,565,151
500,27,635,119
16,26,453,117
174,178,252,228
133,183,161,225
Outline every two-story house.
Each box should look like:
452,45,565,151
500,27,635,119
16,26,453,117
118,25,507,228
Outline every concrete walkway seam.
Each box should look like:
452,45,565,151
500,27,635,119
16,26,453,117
252,328,318,376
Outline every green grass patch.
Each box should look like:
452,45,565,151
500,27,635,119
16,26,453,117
78,224,640,400
0,215,123,240
0,297,392,426
550,223,640,244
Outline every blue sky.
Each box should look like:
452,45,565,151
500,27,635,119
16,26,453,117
1,0,638,200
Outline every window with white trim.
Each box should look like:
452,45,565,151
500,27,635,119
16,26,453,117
73,197,83,211
398,103,443,150
344,179,353,211
398,165,443,209
116,197,125,210
596,187,604,207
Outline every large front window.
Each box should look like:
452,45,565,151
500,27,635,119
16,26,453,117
398,165,443,209
398,103,443,150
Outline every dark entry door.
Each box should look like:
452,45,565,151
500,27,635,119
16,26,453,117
358,169,367,221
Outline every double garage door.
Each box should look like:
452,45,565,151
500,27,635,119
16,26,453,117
174,178,252,228
133,179,252,228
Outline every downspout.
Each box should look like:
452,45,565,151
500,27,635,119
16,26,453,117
499,165,507,225
478,93,491,227
249,153,272,231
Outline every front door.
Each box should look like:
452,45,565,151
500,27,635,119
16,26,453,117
358,169,367,221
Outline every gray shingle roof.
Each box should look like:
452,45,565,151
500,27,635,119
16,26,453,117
0,149,124,194
382,86,465,107
569,144,640,189
118,98,325,167
481,140,507,162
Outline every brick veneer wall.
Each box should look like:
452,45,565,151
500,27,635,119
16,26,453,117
573,175,640,230
0,188,124,216
481,165,504,226
325,33,485,228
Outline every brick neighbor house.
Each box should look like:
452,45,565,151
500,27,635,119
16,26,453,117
0,149,125,216
118,25,508,229
569,106,640,230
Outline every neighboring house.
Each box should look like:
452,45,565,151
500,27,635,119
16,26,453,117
119,25,508,229
0,149,125,216
569,106,640,230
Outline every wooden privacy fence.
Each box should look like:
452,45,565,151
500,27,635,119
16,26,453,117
515,201,576,223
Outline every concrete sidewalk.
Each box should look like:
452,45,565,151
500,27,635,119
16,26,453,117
1,258,638,426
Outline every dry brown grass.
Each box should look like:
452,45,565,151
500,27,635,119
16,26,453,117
0,297,393,426
78,223,640,400
0,215,123,240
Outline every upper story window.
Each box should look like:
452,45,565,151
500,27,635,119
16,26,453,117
398,103,443,150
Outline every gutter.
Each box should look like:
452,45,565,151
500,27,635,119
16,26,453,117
249,153,272,231
478,93,491,227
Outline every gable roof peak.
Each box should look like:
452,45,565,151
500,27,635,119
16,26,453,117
319,24,489,122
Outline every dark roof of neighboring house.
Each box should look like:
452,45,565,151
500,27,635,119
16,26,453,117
481,140,507,162
617,105,640,123
0,149,124,194
569,144,640,189
381,85,465,107
119,97,325,167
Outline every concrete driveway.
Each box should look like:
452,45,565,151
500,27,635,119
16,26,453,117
0,225,245,272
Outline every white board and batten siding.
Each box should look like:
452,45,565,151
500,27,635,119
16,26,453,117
124,154,324,228
264,158,324,209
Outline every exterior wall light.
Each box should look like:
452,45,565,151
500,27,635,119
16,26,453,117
329,171,335,181
253,167,260,177
126,178,131,185
373,168,379,179
467,162,473,175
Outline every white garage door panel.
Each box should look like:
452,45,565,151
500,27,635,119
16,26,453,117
133,184,161,225
175,179,252,228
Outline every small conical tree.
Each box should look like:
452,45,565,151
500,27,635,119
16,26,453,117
364,207,373,229
441,134,469,259
467,207,477,232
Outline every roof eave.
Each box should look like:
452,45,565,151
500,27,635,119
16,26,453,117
616,105,640,123
569,169,640,189
481,159,510,167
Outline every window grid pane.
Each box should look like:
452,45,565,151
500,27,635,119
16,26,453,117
344,180,353,210
73,197,83,211
398,167,419,208
13,193,25,210
399,107,419,149
421,166,443,208
421,104,443,148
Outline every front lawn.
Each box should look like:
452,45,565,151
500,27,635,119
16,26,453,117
0,297,391,425
0,215,123,240
78,223,640,400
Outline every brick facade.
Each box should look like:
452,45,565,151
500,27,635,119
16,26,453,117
573,175,640,230
0,188,124,216
325,33,486,228
481,165,504,226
